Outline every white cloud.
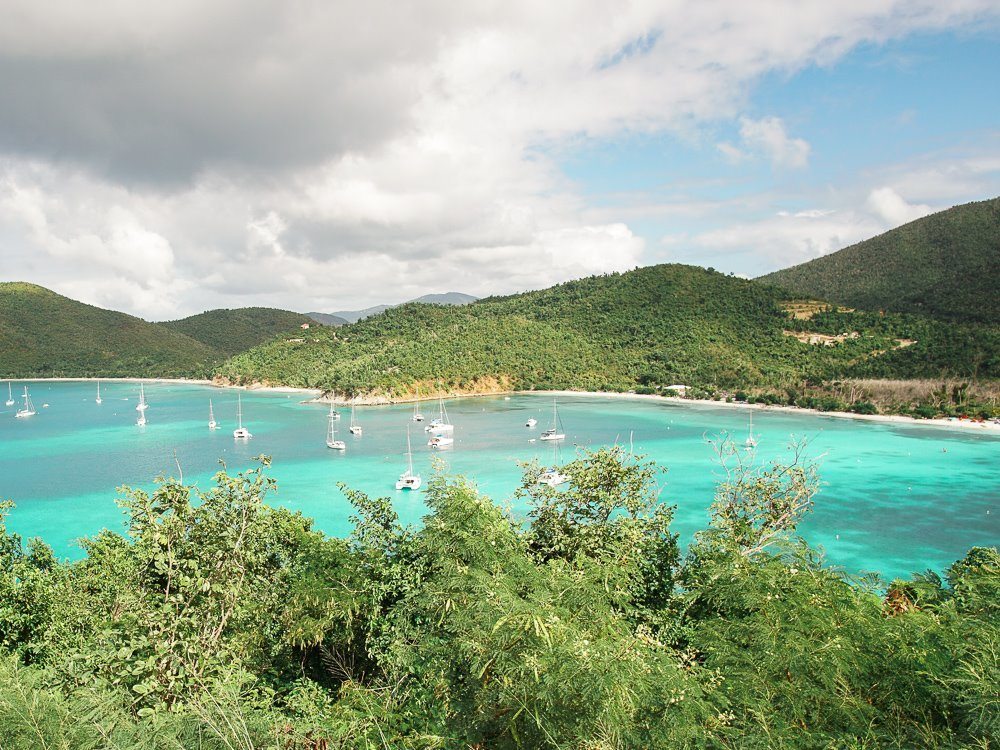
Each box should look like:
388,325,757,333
866,187,933,225
716,141,746,163
657,143,1000,276
737,116,811,169
672,208,882,271
0,2,997,316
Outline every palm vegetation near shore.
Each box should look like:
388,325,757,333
1,448,997,748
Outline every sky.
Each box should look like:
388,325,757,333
0,2,998,320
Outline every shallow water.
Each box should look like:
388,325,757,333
1,382,996,580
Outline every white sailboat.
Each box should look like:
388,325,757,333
327,392,341,421
208,399,219,430
744,409,757,449
326,403,346,450
412,398,424,422
135,383,149,411
349,404,363,436
396,427,422,490
538,437,569,487
135,383,148,426
5,381,13,407
428,433,454,449
233,393,252,439
95,380,102,404
14,386,36,418
538,467,570,487
424,397,453,433
539,399,565,441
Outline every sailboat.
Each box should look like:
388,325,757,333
95,380,102,404
424,397,453,433
744,409,757,449
135,383,149,411
326,403,346,450
412,398,424,422
5,381,14,407
208,399,219,430
396,427,422,490
135,383,148,426
539,400,565,441
428,433,454,449
233,393,252,439
327,392,340,421
349,404,363,436
538,436,569,487
14,386,36,418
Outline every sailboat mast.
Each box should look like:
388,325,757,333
237,394,243,428
406,427,414,473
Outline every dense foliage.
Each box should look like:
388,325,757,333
0,284,313,378
218,264,998,399
760,197,1000,324
163,307,313,356
0,282,218,378
1,449,996,748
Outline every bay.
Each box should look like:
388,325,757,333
1,381,997,581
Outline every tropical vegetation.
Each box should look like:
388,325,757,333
760,197,1000,324
0,283,311,378
1,447,996,748
218,264,998,418
162,307,313,357
0,282,218,378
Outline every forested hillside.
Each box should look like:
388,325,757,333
218,264,996,397
760,197,1000,323
1,450,996,748
0,283,218,378
162,307,312,356
325,291,478,324
306,311,350,326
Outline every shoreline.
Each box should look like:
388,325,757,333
530,389,1000,433
12,378,997,433
14,377,322,396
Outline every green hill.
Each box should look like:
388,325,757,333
162,307,313,356
306,311,350,326
0,282,218,378
217,264,994,397
759,198,1000,323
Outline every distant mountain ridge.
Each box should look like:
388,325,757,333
305,311,350,326
314,292,478,325
759,197,1000,324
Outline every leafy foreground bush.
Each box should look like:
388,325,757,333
0,448,996,749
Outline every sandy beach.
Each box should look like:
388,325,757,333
533,389,1000,433
15,378,998,433
17,377,323,396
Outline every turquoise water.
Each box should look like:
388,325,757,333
1,382,997,580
